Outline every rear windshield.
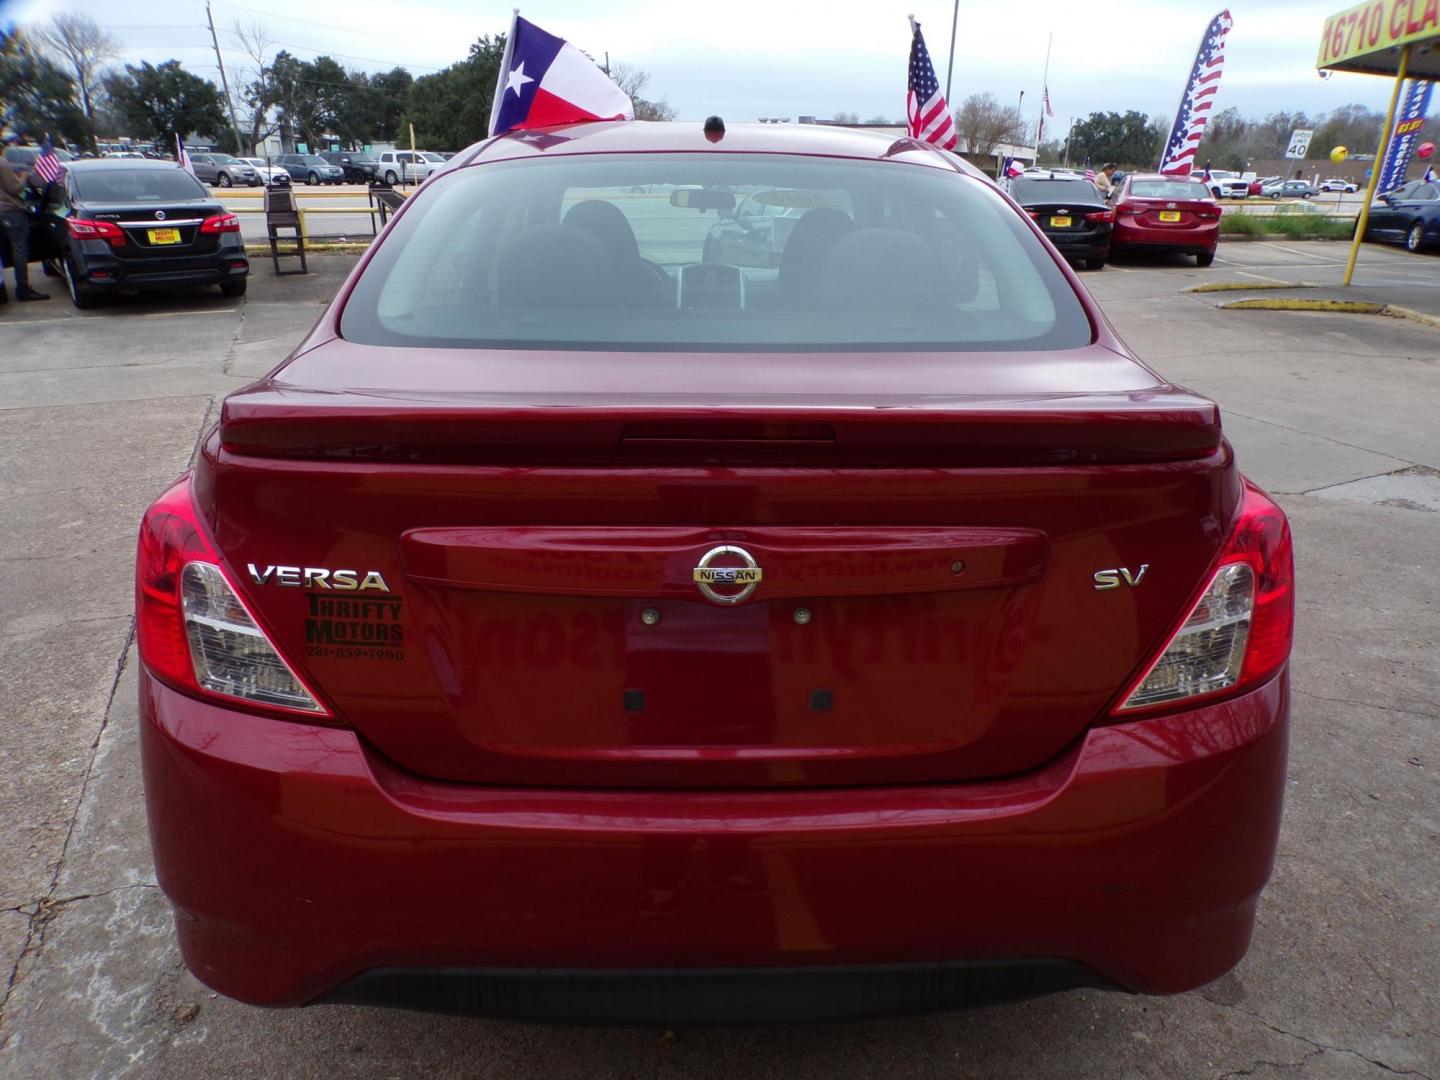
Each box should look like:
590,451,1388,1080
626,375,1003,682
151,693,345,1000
1009,178,1101,203
341,152,1092,352
1130,179,1211,200
73,169,208,202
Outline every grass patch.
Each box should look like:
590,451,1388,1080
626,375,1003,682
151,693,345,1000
1220,213,1357,240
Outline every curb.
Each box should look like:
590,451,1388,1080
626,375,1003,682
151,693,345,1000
1217,297,1440,330
1184,282,1318,293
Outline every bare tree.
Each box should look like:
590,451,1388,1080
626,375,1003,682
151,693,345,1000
953,92,1024,156
234,20,282,149
831,111,859,125
611,62,676,122
37,12,118,148
863,114,893,125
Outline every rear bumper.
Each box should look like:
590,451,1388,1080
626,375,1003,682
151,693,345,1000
1112,220,1219,254
1044,230,1111,260
75,239,248,290
140,668,1289,1019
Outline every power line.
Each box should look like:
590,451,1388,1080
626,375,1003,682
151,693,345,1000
219,27,444,72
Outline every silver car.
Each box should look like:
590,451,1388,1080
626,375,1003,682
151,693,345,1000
190,153,261,188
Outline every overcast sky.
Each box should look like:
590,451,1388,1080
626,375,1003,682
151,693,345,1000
2,0,1412,133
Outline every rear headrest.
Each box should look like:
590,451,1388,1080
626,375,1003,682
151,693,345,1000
495,224,618,308
778,207,854,301
817,228,944,312
562,199,641,264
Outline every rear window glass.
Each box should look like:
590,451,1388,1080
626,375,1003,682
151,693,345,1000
341,152,1092,352
1129,179,1211,200
72,169,208,202
1009,178,1102,203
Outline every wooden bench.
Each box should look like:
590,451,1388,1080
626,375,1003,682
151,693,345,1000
265,188,307,275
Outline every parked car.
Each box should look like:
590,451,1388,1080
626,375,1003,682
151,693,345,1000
320,150,378,183
102,150,146,159
237,158,291,187
3,145,77,170
1197,169,1249,199
135,121,1293,1025
1363,179,1440,252
274,153,345,186
188,153,261,188
1319,178,1359,193
1266,180,1319,200
375,149,436,184
1109,173,1222,265
26,158,247,308
1006,173,1113,269
699,188,818,267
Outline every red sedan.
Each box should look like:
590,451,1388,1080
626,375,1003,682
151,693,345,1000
1110,173,1223,266
137,121,1292,1024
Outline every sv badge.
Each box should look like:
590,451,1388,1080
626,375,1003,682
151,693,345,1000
1093,564,1149,591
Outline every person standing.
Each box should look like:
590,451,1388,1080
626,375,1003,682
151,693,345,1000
0,145,50,303
1094,162,1118,199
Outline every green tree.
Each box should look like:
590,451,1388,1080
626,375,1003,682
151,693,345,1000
0,26,87,145
1314,103,1383,158
401,34,505,150
103,60,227,146
1069,110,1160,170
371,67,413,143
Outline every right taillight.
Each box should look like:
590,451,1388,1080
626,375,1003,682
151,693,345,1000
136,478,330,720
1115,481,1293,714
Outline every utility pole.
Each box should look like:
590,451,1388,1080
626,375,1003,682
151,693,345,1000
1063,116,1073,167
206,1,249,155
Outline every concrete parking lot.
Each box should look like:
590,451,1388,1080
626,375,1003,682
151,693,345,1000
0,240,1436,1079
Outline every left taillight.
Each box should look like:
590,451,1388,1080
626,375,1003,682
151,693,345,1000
67,218,126,247
1113,480,1293,715
136,478,330,719
200,213,240,233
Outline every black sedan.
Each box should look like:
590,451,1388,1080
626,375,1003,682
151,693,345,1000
1364,179,1440,253
1005,174,1113,270
30,159,249,309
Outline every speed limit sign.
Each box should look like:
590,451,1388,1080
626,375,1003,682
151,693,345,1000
1285,129,1314,160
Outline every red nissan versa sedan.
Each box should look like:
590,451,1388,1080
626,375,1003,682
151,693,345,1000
1109,173,1223,266
136,121,1293,1025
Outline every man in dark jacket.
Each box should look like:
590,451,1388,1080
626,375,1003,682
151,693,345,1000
0,144,51,302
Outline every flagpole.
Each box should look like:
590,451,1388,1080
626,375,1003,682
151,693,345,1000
944,0,959,101
1036,31,1052,147
1343,45,1410,287
489,8,520,137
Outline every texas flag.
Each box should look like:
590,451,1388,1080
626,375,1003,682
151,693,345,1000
489,15,634,136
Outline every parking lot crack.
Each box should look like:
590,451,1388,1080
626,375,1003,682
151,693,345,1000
220,297,247,377
1220,1003,1434,1079
1218,408,1417,470
0,620,134,1043
1292,688,1439,721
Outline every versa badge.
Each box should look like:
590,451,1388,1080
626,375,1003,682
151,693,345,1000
692,545,763,605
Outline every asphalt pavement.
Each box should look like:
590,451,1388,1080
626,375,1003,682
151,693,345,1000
0,239,1436,1079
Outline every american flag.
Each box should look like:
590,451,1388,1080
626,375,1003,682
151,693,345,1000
1042,86,1054,118
1158,10,1233,176
906,20,955,150
33,137,64,184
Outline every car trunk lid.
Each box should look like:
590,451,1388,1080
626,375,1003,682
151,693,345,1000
197,341,1237,789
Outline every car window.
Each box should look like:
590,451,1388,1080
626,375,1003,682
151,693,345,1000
212,154,236,164
72,168,208,202
1129,179,1211,200
422,153,445,162
1414,184,1440,201
1009,178,1101,203
341,152,1091,353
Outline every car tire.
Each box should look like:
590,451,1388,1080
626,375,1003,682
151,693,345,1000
1406,222,1425,253
219,278,248,298
64,255,99,310
42,258,62,278
384,170,399,185
1196,252,1215,267
1085,257,1106,270
307,171,321,186
218,173,232,188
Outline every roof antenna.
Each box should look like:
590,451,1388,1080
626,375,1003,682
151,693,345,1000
703,115,725,143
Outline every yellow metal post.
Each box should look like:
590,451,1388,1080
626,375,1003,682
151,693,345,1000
1343,45,1410,287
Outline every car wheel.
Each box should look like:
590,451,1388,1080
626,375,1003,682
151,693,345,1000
219,278,248,298
41,258,61,278
1196,251,1215,267
1406,222,1425,253
218,173,232,188
1085,257,1106,270
384,170,399,185
307,171,320,186
1211,187,1223,200
64,255,99,310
